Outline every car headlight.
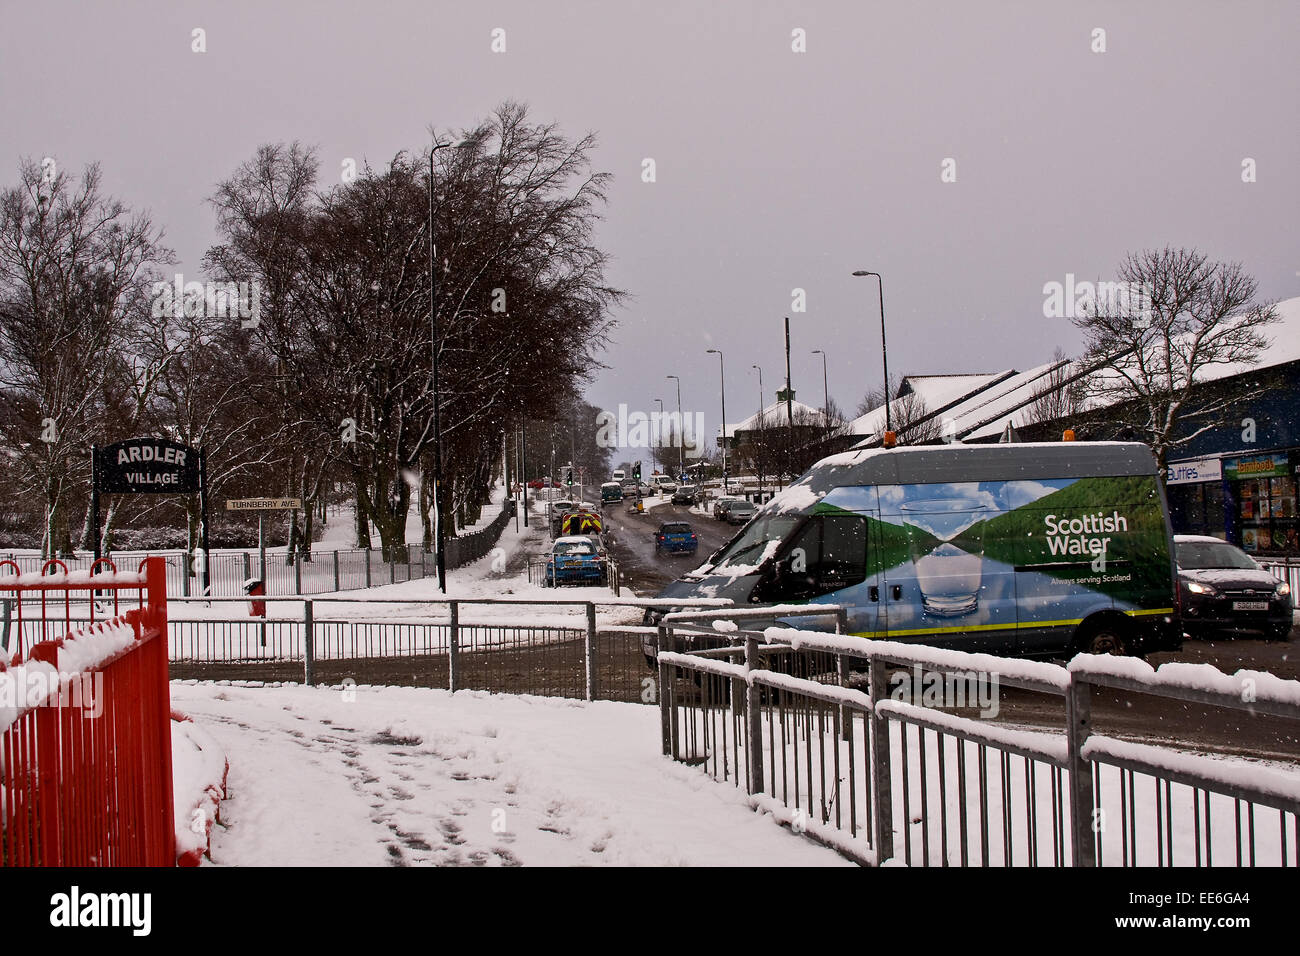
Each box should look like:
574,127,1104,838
1277,582,1292,599
1185,581,1218,596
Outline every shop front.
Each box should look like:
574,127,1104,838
1168,449,1300,557
1226,451,1298,556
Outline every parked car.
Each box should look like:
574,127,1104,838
671,484,699,506
724,500,757,524
528,477,560,489
713,497,746,519
654,521,698,555
1175,534,1293,640
545,535,607,586
649,475,678,495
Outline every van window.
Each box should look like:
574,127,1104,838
712,514,802,572
771,514,868,599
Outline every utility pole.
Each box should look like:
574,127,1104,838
784,316,793,484
707,349,728,492
666,374,683,479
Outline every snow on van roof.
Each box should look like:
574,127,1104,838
758,441,1156,516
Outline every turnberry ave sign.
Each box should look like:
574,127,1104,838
225,498,302,511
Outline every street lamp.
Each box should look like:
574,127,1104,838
666,374,682,478
653,398,664,474
706,349,728,492
811,349,829,431
429,136,467,593
751,365,763,416
852,270,891,437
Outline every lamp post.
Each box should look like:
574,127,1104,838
653,398,664,475
706,349,728,492
852,270,891,436
750,365,763,500
811,349,829,431
666,374,682,478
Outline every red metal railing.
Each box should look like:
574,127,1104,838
0,557,175,866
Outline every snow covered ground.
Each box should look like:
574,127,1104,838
171,679,850,867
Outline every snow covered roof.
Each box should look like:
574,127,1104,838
898,372,1012,411
844,293,1300,447
964,293,1300,441
845,371,1013,440
721,399,831,437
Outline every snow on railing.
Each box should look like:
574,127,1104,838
0,557,176,867
656,611,1300,867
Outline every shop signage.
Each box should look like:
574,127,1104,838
1224,453,1289,482
1167,458,1222,485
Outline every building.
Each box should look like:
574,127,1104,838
839,295,1300,558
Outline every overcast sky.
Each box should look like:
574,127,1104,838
2,0,1296,453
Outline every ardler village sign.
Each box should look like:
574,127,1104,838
98,439,200,494
92,438,210,590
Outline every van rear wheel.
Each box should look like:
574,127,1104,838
1076,622,1129,657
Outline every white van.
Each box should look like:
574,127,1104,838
649,475,678,494
612,469,626,482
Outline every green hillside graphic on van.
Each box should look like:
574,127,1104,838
864,475,1172,625
949,475,1170,601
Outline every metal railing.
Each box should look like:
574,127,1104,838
6,590,725,703
0,558,175,866
0,500,516,601
656,607,1300,867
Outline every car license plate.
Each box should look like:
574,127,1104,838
1232,600,1268,611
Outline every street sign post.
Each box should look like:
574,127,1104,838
92,438,209,592
226,498,304,581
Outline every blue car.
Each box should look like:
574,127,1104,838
546,535,607,586
654,522,698,555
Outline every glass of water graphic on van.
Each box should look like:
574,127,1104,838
899,498,988,617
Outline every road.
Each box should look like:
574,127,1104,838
602,498,738,594
602,507,1300,762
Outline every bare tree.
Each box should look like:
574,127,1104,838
1071,246,1279,473
1023,347,1081,426
0,159,172,556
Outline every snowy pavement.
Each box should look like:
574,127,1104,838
171,680,850,867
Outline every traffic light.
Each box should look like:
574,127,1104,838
633,461,641,481
564,465,573,487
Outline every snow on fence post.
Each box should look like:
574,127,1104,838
584,602,598,701
448,601,460,692
869,660,894,863
744,635,764,794
1065,676,1096,866
303,599,315,687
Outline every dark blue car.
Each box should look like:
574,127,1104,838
654,522,698,555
